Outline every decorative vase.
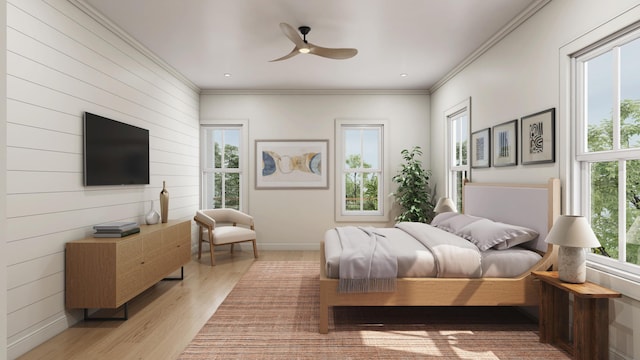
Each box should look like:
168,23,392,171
145,200,160,225
160,181,169,223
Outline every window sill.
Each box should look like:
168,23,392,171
587,262,640,302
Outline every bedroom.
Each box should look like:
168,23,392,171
2,0,640,359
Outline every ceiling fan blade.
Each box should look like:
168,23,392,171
269,47,300,62
279,23,306,49
309,43,358,59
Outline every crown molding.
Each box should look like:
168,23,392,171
429,0,552,94
200,89,430,96
68,0,200,93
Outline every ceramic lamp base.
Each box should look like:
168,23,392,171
558,246,587,283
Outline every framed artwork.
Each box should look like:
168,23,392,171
255,139,329,189
492,119,518,167
471,128,491,168
521,108,555,165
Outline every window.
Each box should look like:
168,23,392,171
335,119,389,222
572,24,640,277
201,121,248,211
445,99,470,210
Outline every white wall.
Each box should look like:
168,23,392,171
429,1,640,359
5,0,200,357
200,91,430,249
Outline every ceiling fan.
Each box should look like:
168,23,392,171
270,23,358,62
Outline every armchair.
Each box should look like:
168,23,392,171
193,209,258,266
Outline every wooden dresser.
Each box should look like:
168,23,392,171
65,220,191,317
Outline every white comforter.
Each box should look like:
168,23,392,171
395,222,482,278
324,222,541,279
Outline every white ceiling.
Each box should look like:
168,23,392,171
81,0,538,91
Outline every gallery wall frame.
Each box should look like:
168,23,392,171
255,139,329,189
492,119,518,167
521,108,555,165
471,128,491,168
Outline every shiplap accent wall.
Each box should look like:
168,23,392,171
2,1,9,359
5,0,200,357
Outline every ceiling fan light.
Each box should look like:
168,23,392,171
298,46,311,54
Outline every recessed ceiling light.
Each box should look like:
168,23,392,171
224,73,232,77
400,73,408,77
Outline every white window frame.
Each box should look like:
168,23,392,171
560,10,640,296
335,119,389,222
444,99,470,209
200,119,249,212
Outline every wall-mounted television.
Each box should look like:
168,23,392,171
83,112,150,186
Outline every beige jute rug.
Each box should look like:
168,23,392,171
179,261,569,359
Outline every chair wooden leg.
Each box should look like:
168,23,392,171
209,242,215,266
230,243,235,254
197,226,203,260
208,229,215,266
252,239,258,258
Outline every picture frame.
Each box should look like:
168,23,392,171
255,139,329,189
492,119,518,167
521,108,555,165
471,128,491,168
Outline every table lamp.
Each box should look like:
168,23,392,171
545,215,601,283
434,197,457,214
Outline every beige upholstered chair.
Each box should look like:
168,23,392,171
193,209,258,266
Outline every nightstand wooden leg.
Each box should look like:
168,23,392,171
574,297,610,360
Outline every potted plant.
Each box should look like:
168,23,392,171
392,146,435,223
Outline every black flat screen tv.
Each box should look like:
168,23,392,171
83,112,150,186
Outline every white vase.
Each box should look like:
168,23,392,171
145,200,160,225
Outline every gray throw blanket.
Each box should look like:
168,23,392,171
337,226,397,293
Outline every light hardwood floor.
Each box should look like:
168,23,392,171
18,250,320,360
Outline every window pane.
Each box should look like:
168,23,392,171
224,173,240,209
586,51,614,152
205,172,222,209
344,130,361,169
224,130,240,168
213,130,222,168
627,159,640,265
363,173,379,211
456,171,464,211
362,129,379,169
620,38,640,149
590,161,619,258
345,173,361,210
203,129,218,169
459,115,468,166
454,117,462,166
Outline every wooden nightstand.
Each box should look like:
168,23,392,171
531,271,621,360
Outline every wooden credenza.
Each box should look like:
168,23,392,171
65,220,191,315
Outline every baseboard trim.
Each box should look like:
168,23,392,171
8,311,81,359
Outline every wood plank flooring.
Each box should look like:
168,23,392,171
18,250,320,360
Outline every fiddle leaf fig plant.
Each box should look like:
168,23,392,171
392,146,435,223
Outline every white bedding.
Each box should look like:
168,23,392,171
324,223,542,279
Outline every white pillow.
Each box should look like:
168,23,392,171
431,213,481,233
456,218,539,251
430,212,458,226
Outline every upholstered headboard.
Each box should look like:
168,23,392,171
463,178,560,252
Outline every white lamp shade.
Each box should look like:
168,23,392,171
545,215,601,248
434,197,457,214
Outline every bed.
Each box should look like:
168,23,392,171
319,178,560,333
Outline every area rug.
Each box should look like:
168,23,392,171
179,261,569,359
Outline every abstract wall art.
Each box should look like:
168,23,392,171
521,108,555,165
471,128,491,168
492,119,518,167
255,139,329,189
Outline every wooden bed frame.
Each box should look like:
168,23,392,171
319,178,560,333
